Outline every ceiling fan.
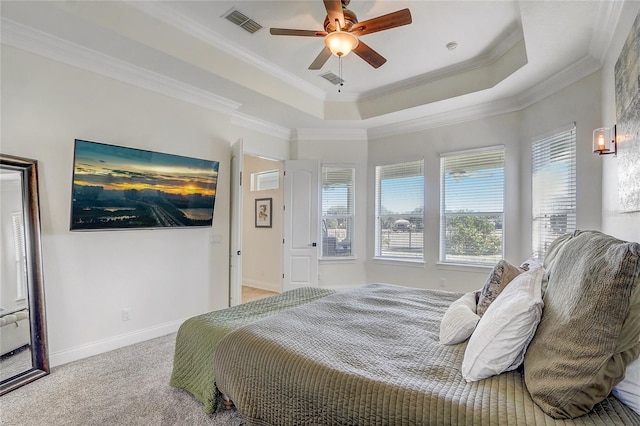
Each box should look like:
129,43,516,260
270,0,412,70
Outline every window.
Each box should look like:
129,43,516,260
440,147,505,265
375,160,424,260
250,169,279,191
321,166,354,257
532,124,576,260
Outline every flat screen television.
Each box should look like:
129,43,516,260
70,139,219,231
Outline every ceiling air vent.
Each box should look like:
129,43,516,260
222,8,262,34
320,72,344,85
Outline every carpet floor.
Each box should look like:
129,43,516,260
0,333,245,426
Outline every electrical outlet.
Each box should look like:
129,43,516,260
122,308,131,321
439,278,446,288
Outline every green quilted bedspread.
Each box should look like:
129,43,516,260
213,283,640,425
169,287,335,414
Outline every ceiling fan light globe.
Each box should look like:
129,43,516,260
325,31,359,57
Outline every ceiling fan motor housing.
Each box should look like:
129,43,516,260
324,8,358,32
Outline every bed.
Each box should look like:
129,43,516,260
169,286,335,413
174,230,640,425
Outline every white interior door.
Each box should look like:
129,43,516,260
283,160,319,290
229,139,243,306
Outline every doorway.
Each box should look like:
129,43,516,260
240,154,284,303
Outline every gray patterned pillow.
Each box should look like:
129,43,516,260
476,260,525,317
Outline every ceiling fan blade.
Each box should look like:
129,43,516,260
353,41,387,69
350,9,412,36
309,47,332,70
324,0,345,29
270,28,327,37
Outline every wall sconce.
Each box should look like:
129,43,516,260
593,125,617,155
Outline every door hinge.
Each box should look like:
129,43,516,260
239,171,242,186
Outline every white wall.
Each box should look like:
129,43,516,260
3,3,636,367
601,3,640,243
520,71,604,250
366,113,522,293
292,70,605,295
364,73,603,293
1,46,236,366
242,155,283,292
292,138,369,288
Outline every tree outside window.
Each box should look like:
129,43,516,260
440,147,505,265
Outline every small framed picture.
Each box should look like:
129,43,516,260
255,198,272,228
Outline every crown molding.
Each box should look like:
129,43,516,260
360,23,525,101
291,128,368,142
1,9,608,144
2,16,301,142
1,18,242,115
515,54,601,109
367,53,601,140
230,111,291,141
588,0,625,63
128,1,327,101
367,98,521,140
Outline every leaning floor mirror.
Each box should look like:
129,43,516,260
0,154,49,394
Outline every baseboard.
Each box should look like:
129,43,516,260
49,319,184,367
243,279,280,293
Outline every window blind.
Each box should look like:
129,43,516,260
532,125,576,260
321,166,354,257
12,212,27,300
440,147,505,265
374,160,424,259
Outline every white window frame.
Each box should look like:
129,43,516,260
531,123,577,260
439,146,505,266
250,169,279,191
321,164,355,259
374,159,425,261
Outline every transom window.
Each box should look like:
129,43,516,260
440,147,505,265
250,169,279,191
374,160,424,260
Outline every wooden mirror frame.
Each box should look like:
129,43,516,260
0,154,49,395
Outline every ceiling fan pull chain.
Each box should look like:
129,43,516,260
338,56,343,93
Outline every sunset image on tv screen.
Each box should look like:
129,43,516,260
70,140,219,230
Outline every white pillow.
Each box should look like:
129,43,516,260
439,291,480,345
462,265,545,382
612,356,640,415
